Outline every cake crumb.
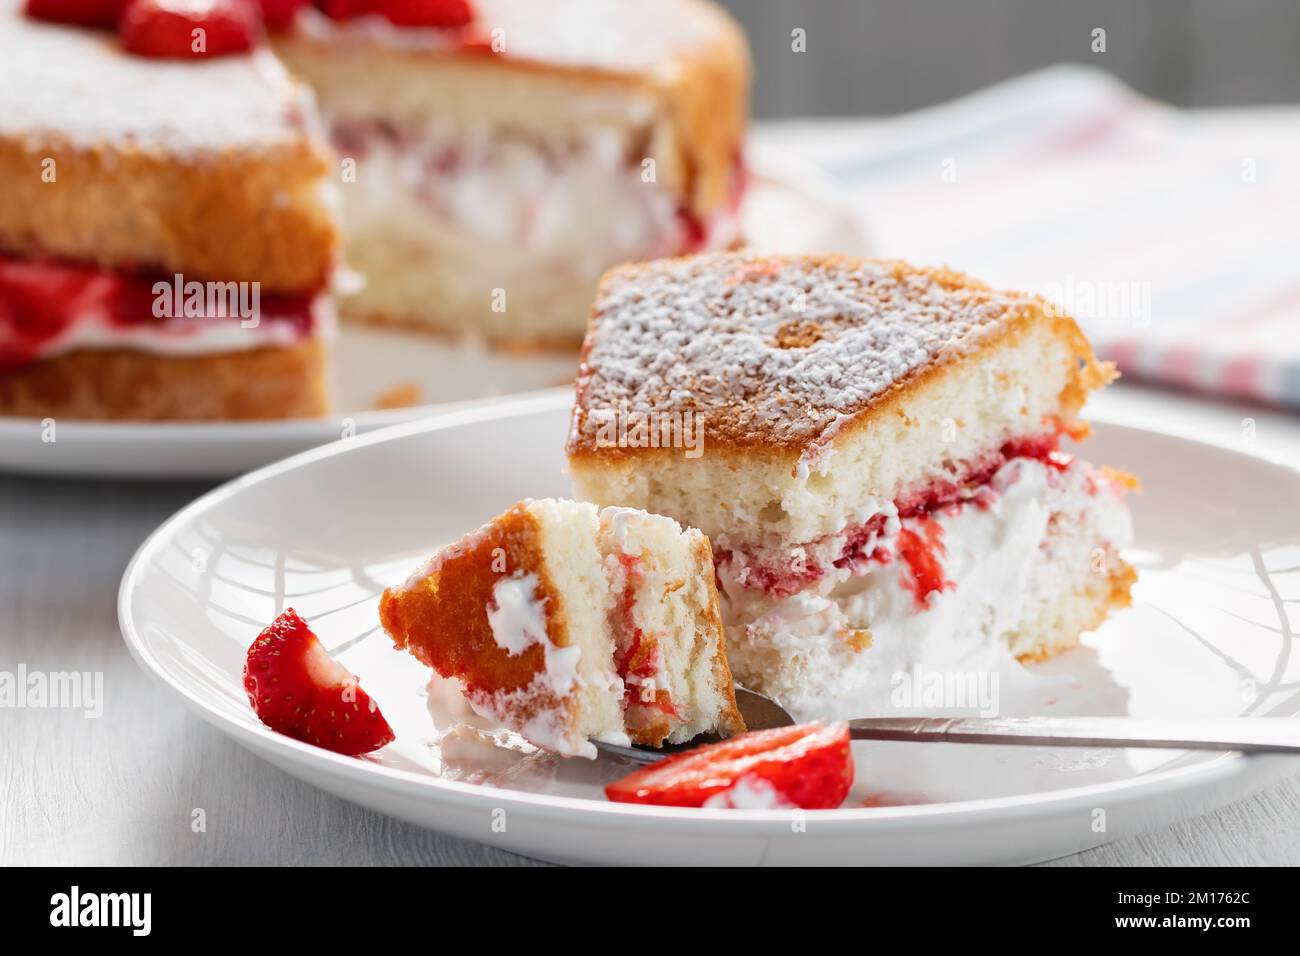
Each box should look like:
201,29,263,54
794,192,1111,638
374,382,423,410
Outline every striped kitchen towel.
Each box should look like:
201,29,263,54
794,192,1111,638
759,64,1300,410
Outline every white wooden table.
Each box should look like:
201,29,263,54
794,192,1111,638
2,384,1299,866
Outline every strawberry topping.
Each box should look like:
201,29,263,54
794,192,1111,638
119,0,262,59
606,721,853,810
23,0,126,28
380,0,473,28
243,609,395,756
257,0,307,29
314,0,378,19
316,0,474,27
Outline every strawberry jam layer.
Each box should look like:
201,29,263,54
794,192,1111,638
609,552,678,736
895,516,953,608
717,428,1086,603
328,118,744,258
0,254,320,371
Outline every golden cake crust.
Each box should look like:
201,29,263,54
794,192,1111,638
0,341,329,421
0,132,338,293
379,503,580,730
690,533,747,738
567,253,1114,463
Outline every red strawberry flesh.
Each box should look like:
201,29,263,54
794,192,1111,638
119,0,262,59
605,721,853,809
243,608,395,756
23,0,126,27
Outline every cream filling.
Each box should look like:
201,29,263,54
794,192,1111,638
7,285,332,364
338,122,683,270
484,572,581,691
717,495,899,594
472,571,592,757
721,457,1133,720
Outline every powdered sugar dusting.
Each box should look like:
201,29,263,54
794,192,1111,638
569,253,1035,452
470,0,732,75
0,7,308,152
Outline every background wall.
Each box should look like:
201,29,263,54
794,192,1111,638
715,0,1300,117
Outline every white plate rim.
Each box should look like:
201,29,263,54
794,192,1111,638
117,389,1300,829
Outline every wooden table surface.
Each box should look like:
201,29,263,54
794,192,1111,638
4,385,1299,866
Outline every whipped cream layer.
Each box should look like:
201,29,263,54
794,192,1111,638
471,570,598,757
332,115,735,285
720,456,1134,720
0,256,329,370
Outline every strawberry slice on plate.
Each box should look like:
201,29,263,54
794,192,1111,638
243,608,395,756
605,721,853,810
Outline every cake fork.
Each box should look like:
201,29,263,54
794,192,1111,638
595,686,1300,764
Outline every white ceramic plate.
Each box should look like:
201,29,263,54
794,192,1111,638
0,148,867,480
118,391,1300,865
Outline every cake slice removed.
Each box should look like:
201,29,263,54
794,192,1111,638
379,498,744,757
567,253,1138,719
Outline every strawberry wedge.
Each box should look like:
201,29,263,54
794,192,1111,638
243,608,395,756
605,721,853,810
119,0,262,59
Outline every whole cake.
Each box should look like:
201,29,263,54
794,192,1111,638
567,253,1138,719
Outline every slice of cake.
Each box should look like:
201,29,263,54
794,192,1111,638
273,0,749,348
379,498,745,757
567,253,1138,719
0,2,340,420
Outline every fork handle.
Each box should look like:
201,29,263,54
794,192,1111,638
847,716,1300,753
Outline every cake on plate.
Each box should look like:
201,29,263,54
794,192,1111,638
274,0,749,347
0,0,340,420
567,253,1138,719
379,498,745,757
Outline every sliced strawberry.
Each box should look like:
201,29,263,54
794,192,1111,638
605,721,853,810
378,0,473,28
314,0,379,19
257,0,306,29
119,0,262,59
23,0,126,27
243,609,395,756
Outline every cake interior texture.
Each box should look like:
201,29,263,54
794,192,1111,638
568,254,1138,719
274,1,749,346
379,498,743,756
528,499,628,752
597,506,744,745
